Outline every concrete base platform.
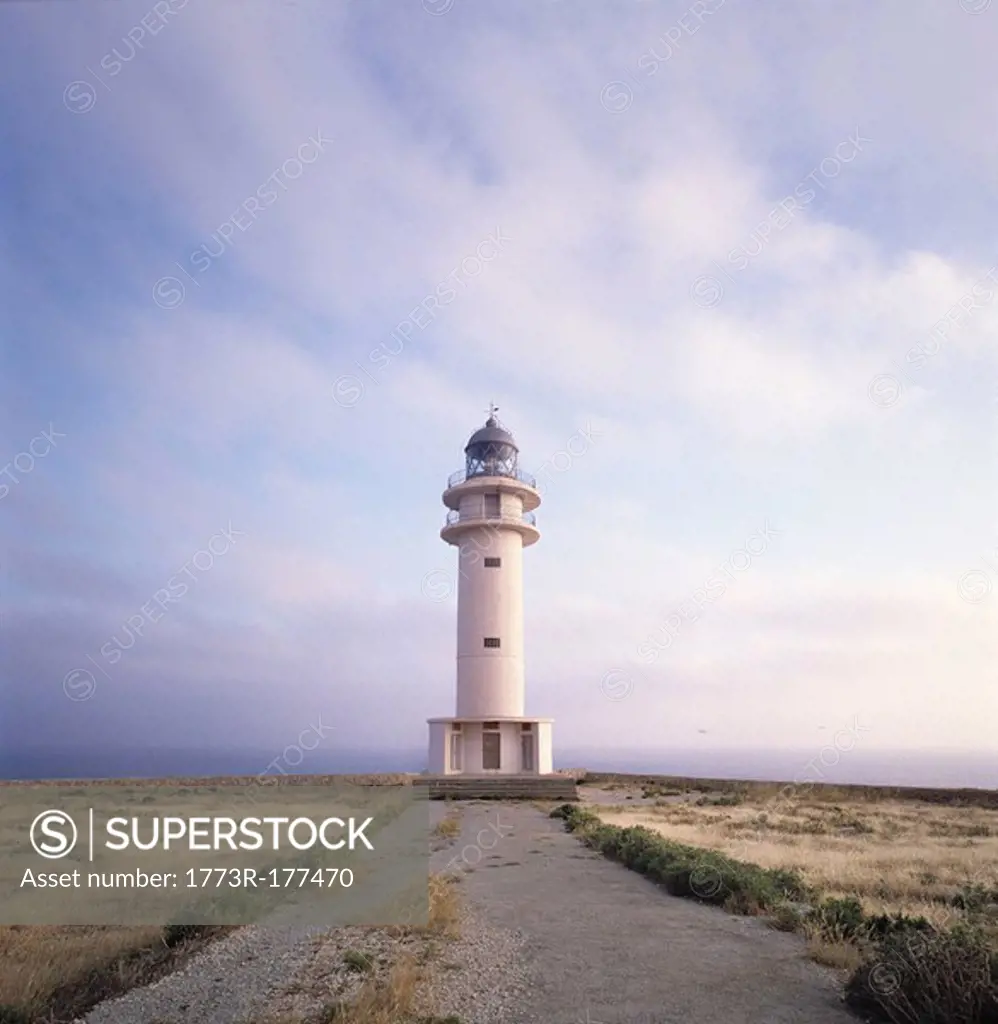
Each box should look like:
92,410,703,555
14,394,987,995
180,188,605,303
414,774,578,801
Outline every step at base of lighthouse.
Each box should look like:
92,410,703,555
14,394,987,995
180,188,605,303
427,717,553,776
414,773,577,801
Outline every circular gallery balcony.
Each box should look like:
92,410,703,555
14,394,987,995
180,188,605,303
440,507,540,547
447,467,537,489
442,467,541,513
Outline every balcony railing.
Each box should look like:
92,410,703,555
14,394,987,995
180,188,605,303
447,467,537,489
445,509,537,528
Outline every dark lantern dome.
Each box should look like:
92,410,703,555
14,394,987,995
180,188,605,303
465,414,518,453
463,407,520,480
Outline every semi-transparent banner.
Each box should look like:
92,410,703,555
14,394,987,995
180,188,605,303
0,782,429,926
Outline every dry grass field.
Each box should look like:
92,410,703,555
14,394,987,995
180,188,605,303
559,787,998,1019
0,776,426,1022
0,923,232,1022
0,876,462,1024
586,784,998,931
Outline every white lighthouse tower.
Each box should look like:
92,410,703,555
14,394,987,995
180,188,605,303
427,406,554,776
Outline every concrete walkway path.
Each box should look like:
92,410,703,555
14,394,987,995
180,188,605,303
431,803,858,1024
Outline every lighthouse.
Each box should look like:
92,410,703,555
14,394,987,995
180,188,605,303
427,406,554,776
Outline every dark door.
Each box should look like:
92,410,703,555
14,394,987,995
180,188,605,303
483,731,501,770
521,733,535,772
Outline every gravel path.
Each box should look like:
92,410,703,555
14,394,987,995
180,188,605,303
78,800,858,1024
77,921,325,1024
431,802,857,1024
77,800,456,1024
414,895,531,1024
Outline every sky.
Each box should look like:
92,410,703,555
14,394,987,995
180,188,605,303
1,0,996,772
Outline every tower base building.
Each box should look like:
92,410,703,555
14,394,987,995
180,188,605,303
426,408,554,776
427,717,554,776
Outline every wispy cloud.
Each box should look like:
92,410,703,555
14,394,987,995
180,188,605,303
2,0,996,767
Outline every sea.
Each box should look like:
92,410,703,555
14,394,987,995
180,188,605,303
0,747,993,788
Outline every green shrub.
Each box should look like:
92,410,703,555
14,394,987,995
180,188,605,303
162,923,205,945
798,819,829,835
841,817,875,834
342,949,374,972
769,900,806,932
767,867,812,902
630,843,661,875
846,926,998,1024
815,897,866,939
954,884,998,913
689,792,742,808
864,910,935,940
556,805,810,914
0,1008,35,1024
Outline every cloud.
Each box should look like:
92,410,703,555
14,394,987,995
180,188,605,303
2,0,996,772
